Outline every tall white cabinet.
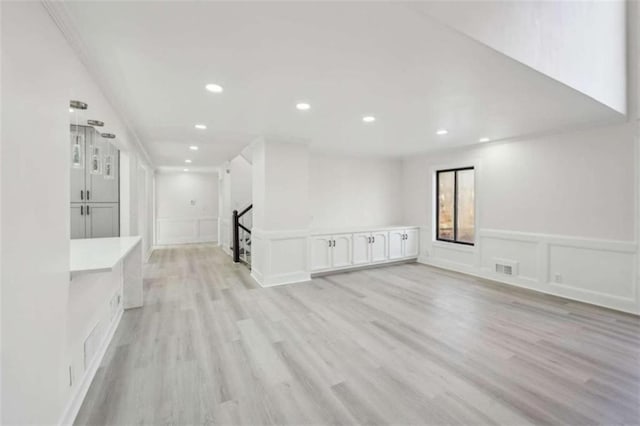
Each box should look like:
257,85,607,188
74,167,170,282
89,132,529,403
70,125,120,239
310,226,419,273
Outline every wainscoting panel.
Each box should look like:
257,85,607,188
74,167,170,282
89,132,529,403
219,217,231,255
156,216,218,245
251,228,310,287
419,227,639,314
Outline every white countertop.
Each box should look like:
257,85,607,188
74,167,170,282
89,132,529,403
70,236,142,273
311,225,419,236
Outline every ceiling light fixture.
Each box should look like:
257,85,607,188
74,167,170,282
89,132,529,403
296,102,311,111
436,129,448,135
185,159,192,163
189,145,199,151
362,116,376,123
183,168,189,172
479,137,490,143
205,83,223,93
194,124,207,130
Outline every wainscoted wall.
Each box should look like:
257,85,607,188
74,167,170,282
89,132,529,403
419,227,639,314
251,228,310,287
219,217,232,256
156,216,218,245
155,171,219,245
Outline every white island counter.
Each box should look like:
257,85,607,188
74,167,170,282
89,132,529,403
64,236,144,424
71,236,142,273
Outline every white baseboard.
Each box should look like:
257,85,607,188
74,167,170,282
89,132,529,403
58,308,124,426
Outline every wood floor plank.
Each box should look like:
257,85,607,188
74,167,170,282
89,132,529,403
75,244,640,425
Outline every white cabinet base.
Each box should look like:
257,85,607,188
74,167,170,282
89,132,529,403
310,226,419,274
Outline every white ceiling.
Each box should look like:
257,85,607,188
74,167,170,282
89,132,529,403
61,1,623,168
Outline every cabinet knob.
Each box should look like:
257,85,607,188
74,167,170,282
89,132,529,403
80,205,83,215
80,190,84,200
86,205,90,215
87,190,90,200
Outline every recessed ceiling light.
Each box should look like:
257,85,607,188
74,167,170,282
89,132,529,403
479,137,490,143
362,116,376,123
189,145,199,151
296,102,311,111
205,83,223,93
183,168,189,172
194,124,207,130
69,108,74,113
436,129,448,135
185,159,192,163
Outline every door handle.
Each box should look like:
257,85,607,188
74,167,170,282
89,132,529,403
372,236,375,243
80,190,84,200
80,205,83,215
87,190,90,200
86,205,90,215
367,237,371,244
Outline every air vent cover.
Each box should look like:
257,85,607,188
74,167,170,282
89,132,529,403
493,258,519,276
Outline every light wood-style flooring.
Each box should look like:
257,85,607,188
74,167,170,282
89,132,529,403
75,244,640,425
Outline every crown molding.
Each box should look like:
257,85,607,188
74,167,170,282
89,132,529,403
41,0,155,169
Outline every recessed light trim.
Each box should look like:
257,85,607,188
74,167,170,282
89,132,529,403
194,124,207,130
189,145,199,151
362,116,376,123
479,137,490,143
183,168,189,172
436,129,448,135
296,102,311,111
185,159,192,163
205,83,223,93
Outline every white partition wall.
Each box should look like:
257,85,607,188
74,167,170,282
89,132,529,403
155,171,219,245
251,139,311,286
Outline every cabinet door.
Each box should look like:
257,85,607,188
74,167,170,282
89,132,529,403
370,231,388,262
86,203,120,238
404,229,419,258
388,231,405,260
86,128,119,203
310,236,332,271
70,204,86,239
70,125,86,203
352,233,371,265
331,234,352,268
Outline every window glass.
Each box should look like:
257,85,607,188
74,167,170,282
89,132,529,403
456,169,475,244
436,168,474,245
437,171,455,241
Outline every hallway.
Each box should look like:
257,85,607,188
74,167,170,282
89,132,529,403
76,245,640,425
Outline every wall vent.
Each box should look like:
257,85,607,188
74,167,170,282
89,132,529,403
495,263,513,275
493,258,519,277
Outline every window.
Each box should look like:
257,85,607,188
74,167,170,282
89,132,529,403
436,167,475,245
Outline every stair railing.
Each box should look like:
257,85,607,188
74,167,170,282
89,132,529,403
232,204,252,264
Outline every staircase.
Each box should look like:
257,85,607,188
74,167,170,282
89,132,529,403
232,204,252,267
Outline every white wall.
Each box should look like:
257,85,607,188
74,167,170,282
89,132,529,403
403,121,639,313
229,155,252,212
1,2,152,424
156,172,219,245
409,0,627,114
310,153,403,230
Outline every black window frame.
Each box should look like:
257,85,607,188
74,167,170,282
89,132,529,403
435,166,475,246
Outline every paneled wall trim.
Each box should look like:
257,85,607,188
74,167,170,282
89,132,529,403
156,216,218,245
418,227,639,314
251,228,311,287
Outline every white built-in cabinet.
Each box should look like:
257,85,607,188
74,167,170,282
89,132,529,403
70,125,120,239
310,234,352,270
311,226,419,273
